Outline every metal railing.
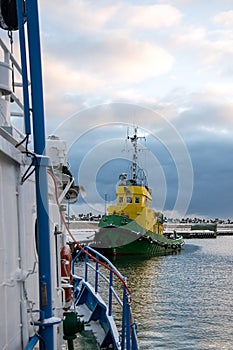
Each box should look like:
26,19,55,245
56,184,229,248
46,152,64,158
0,37,23,111
0,36,31,136
72,245,139,350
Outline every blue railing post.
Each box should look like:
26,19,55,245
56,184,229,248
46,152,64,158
121,286,127,350
131,322,138,350
95,253,99,293
84,250,88,282
126,295,131,350
108,271,113,316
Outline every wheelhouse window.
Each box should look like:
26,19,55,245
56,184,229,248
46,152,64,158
135,197,140,203
118,196,124,203
126,196,132,203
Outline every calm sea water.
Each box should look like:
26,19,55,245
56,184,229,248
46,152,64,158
74,236,233,349
114,236,233,350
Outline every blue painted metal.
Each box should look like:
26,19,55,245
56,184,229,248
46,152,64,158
84,252,88,281
75,281,117,347
16,0,31,135
25,0,46,153
24,334,39,350
108,270,113,316
126,291,131,350
72,246,139,349
95,253,99,293
18,1,61,348
131,323,139,350
121,287,127,350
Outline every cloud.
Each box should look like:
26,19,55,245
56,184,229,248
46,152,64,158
213,10,233,27
174,26,207,44
124,4,182,29
153,88,233,218
42,55,105,94
40,2,182,33
77,37,174,83
187,135,233,219
205,82,233,101
40,2,179,90
40,0,120,33
157,0,195,4
43,34,174,84
41,34,174,122
167,91,233,135
39,1,181,121
42,56,105,120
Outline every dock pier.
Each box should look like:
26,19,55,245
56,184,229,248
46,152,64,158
66,217,233,241
164,223,233,239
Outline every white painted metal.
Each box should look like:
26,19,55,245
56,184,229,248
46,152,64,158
0,98,10,126
0,61,12,95
0,37,66,350
46,136,67,168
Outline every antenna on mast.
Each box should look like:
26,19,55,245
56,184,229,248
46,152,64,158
127,126,146,182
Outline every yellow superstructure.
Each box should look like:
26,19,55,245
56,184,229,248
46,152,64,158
107,181,163,235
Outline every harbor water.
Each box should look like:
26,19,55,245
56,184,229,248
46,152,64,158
74,236,233,349
114,235,233,350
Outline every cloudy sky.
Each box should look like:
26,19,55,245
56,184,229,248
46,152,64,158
17,0,233,218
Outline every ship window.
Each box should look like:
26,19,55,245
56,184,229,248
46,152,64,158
118,196,124,203
126,196,132,203
135,197,140,203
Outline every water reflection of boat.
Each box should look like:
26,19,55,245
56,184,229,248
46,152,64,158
92,127,184,256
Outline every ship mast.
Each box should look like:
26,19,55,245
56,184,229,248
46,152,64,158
127,127,146,182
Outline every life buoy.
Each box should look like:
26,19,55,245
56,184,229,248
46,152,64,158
61,245,73,310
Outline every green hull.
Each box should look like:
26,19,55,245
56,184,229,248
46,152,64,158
92,215,184,257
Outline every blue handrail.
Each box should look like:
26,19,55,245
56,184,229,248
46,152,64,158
72,245,139,350
24,335,39,350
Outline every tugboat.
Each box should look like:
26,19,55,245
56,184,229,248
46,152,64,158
92,127,184,256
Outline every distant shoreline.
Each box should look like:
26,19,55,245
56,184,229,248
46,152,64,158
67,219,233,236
